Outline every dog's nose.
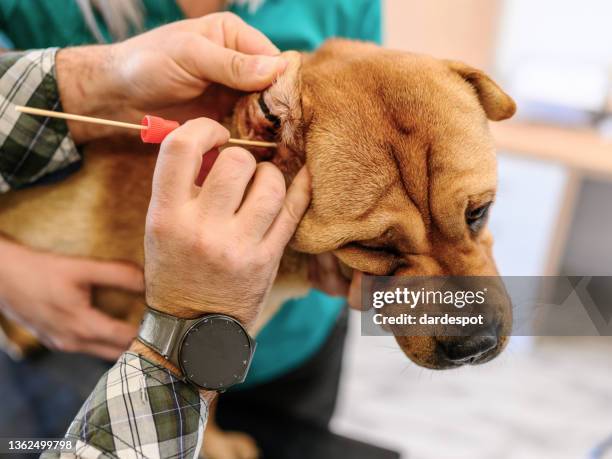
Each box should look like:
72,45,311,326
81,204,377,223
439,330,498,365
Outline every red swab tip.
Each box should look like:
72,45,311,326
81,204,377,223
141,115,180,144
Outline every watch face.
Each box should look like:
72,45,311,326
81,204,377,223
179,315,253,391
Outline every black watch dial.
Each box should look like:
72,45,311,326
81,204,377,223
178,315,253,391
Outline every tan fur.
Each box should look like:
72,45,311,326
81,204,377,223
0,40,515,458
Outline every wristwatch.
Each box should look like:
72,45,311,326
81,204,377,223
137,307,256,391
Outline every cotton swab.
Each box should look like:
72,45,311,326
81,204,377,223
14,105,277,148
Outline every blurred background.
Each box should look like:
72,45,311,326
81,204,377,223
332,1,612,458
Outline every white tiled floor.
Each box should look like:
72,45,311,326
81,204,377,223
332,311,612,459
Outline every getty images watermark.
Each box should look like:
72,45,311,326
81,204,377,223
371,284,489,327
360,276,612,336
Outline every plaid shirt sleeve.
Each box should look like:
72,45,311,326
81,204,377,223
0,48,81,192
40,352,209,459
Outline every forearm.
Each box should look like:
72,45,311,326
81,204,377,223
56,46,141,144
0,45,143,192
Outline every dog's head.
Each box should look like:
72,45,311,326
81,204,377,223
233,39,516,369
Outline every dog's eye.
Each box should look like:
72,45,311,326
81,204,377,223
466,202,492,232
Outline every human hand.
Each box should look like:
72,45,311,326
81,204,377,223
0,239,144,360
113,12,287,109
57,13,286,143
143,118,311,328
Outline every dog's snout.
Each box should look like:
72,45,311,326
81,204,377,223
439,329,498,365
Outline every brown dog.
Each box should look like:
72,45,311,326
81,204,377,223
0,39,515,458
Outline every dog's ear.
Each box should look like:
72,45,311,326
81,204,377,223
232,51,305,166
446,60,516,121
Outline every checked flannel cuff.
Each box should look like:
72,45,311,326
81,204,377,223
41,352,209,459
0,48,80,192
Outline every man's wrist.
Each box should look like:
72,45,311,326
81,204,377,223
129,339,217,402
145,294,220,320
55,46,139,144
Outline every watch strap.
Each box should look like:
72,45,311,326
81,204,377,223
138,308,192,365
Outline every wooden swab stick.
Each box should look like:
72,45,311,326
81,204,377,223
226,138,277,148
15,105,144,130
14,105,277,148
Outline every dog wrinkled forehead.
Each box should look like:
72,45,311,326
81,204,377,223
305,52,480,137
299,45,494,196
303,43,510,169
301,40,514,140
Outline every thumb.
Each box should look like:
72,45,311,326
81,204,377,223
203,41,288,91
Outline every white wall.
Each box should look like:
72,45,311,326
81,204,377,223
497,0,612,76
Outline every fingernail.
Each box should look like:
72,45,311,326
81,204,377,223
256,56,286,77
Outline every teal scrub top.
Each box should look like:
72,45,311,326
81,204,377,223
0,0,382,387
